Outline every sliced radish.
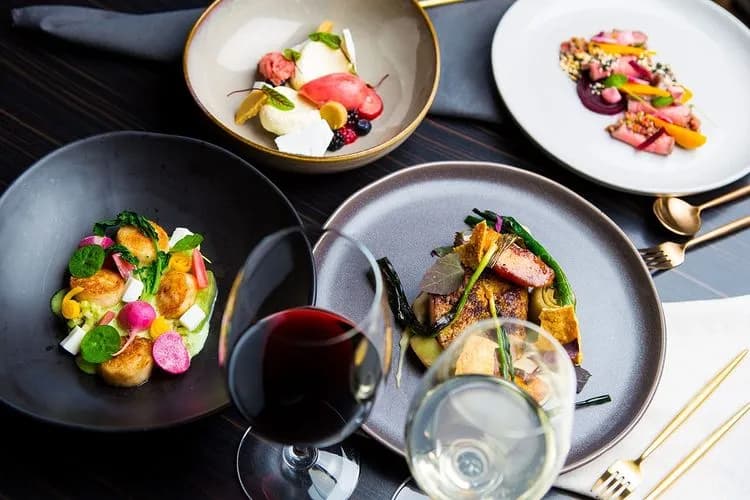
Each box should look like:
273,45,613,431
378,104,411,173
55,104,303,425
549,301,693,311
78,235,114,249
192,249,208,289
358,87,383,120
112,253,136,279
152,332,191,374
98,310,116,326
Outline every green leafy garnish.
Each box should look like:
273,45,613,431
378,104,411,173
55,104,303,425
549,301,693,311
418,253,464,295
308,32,341,49
282,48,301,61
261,85,295,111
170,233,203,253
602,73,628,88
651,95,674,108
136,251,171,296
489,295,513,381
575,394,612,409
80,325,121,364
107,244,139,266
93,211,158,242
68,245,105,278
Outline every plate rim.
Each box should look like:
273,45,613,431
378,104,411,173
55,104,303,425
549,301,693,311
0,130,304,432
490,0,750,196
321,160,666,472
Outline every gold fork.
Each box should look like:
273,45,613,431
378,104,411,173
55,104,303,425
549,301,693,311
590,349,748,500
639,215,750,271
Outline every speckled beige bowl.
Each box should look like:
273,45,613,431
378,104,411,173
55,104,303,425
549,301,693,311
184,0,440,173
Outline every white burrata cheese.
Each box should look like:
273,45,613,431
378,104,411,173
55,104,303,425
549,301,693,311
259,86,320,136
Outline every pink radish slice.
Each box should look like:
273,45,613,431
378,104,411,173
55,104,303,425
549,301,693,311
112,253,136,279
152,332,191,374
118,301,156,332
79,235,114,249
98,310,116,326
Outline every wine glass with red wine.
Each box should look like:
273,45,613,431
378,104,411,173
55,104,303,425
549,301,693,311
220,227,392,499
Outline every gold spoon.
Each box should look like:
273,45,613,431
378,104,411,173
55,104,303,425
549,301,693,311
653,184,750,236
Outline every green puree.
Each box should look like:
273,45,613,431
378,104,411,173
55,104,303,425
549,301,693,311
51,271,219,361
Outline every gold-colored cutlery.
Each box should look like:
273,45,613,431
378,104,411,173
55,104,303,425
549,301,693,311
653,185,750,236
639,215,750,271
590,349,748,499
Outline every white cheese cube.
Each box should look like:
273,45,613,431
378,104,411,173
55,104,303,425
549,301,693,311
179,304,206,331
274,118,334,157
169,227,194,249
60,326,88,355
121,276,144,303
342,28,357,72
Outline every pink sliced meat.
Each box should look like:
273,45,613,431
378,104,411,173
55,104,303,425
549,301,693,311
608,123,675,155
627,100,692,127
588,60,611,81
613,56,640,78
613,30,648,46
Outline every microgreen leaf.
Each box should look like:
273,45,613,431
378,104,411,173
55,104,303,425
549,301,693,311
68,245,105,278
282,48,301,61
135,251,171,296
93,211,158,242
261,85,295,111
651,95,674,108
419,253,464,295
170,233,203,253
80,325,121,364
308,32,341,49
603,73,628,88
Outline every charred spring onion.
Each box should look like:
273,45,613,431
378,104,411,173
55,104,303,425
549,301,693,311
489,294,513,380
575,394,612,409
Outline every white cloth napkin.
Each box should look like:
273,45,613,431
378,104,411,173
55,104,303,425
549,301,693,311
555,295,750,499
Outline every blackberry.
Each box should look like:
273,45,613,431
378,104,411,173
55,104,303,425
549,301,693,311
328,130,345,151
346,110,360,127
353,118,372,136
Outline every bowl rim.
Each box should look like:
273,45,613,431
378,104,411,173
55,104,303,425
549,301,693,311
0,130,306,432
182,0,441,164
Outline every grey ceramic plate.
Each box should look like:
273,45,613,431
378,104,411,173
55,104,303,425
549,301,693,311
317,161,665,471
0,131,304,431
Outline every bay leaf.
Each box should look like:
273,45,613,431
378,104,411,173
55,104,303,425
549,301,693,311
419,253,464,295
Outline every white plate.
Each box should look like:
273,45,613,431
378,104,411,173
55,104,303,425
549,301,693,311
491,0,750,195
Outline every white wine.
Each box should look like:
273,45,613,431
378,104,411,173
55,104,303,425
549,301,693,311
405,375,557,500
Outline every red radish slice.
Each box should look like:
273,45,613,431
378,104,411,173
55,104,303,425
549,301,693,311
78,235,114,249
358,87,383,120
628,60,653,81
152,332,191,374
98,310,116,326
192,249,208,289
112,253,135,279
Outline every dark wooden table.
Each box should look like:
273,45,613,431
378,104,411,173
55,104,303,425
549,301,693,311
1,1,748,498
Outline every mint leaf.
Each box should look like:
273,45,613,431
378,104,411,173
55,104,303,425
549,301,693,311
603,73,628,88
282,48,301,61
308,32,341,49
419,253,464,295
261,85,295,111
69,245,105,278
651,95,674,108
170,233,203,253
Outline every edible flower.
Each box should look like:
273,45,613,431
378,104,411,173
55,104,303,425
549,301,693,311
61,287,84,320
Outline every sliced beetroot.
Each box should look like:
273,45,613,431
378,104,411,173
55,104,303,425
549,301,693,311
576,75,626,115
152,332,191,374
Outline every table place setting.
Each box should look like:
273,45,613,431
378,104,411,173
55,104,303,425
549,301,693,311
1,0,750,499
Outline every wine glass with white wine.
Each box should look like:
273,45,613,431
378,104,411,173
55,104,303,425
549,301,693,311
394,317,576,500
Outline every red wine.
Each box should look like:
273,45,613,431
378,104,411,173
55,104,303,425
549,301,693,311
227,306,382,447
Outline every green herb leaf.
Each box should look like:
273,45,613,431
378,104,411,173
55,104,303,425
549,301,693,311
308,32,341,49
107,244,139,266
282,48,301,61
80,325,121,363
603,73,628,88
261,85,295,111
651,95,674,108
170,233,203,253
136,251,171,296
93,211,158,242
419,253,464,295
68,245,105,278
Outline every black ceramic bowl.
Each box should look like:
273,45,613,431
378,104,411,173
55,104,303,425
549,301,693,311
0,131,305,431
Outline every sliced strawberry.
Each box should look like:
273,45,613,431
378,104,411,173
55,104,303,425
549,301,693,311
298,73,368,110
358,87,383,120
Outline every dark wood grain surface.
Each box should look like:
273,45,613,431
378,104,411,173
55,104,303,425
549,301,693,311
1,1,748,499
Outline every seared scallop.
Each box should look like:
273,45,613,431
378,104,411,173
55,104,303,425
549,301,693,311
156,271,198,319
98,337,154,387
116,221,169,265
70,268,125,307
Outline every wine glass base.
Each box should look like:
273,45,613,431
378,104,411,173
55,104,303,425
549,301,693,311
391,477,428,500
236,427,360,499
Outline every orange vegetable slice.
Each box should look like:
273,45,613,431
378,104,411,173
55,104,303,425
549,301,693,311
169,253,192,273
316,20,334,33
648,115,707,149
234,90,268,125
679,87,693,104
619,83,670,97
319,101,347,129
589,42,655,56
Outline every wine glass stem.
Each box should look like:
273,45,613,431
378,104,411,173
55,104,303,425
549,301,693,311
283,445,319,471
